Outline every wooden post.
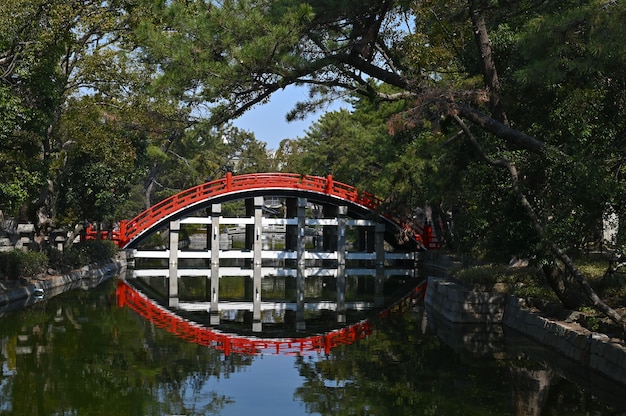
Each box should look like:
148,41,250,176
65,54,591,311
210,203,221,325
296,197,307,331
168,220,180,308
252,196,263,332
375,223,386,307
336,205,347,323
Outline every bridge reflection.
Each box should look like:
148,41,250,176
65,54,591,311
116,279,425,356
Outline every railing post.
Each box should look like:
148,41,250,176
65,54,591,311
225,171,233,192
118,220,127,248
325,174,333,194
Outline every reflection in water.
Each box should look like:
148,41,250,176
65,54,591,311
424,307,626,415
116,279,426,356
0,273,625,415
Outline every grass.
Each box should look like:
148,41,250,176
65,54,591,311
451,263,560,303
450,254,626,309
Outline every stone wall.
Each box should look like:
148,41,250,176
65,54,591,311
424,276,626,386
424,276,507,323
0,251,127,308
503,295,626,386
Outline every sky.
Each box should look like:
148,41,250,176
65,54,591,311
231,85,346,151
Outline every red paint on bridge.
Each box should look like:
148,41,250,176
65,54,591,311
85,172,438,249
115,279,426,356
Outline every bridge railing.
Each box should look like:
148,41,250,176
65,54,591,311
120,173,388,247
84,172,435,249
116,279,374,356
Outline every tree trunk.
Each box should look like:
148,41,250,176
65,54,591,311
468,1,509,126
452,114,626,331
541,263,589,310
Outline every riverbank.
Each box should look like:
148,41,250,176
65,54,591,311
0,251,127,306
2,248,625,387
423,271,626,387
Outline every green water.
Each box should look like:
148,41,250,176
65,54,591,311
0,273,625,415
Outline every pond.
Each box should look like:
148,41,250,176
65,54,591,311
0,271,625,415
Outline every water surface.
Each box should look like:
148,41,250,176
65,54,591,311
0,273,625,415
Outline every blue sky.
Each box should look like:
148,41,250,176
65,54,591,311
232,85,346,150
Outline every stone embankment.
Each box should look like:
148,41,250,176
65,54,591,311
0,251,127,307
424,275,626,386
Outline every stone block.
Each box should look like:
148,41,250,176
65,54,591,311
605,343,626,367
590,336,608,356
17,223,34,235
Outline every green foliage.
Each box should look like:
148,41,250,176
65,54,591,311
0,167,43,215
1,0,626,291
47,240,119,272
55,96,145,224
0,250,48,280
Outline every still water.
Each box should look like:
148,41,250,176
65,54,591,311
1,272,626,415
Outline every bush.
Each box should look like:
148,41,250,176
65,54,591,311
48,240,119,272
451,263,560,301
0,250,48,280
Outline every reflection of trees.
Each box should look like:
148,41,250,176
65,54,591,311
294,311,516,416
295,309,626,415
0,278,252,415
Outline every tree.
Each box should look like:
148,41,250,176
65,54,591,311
129,0,626,328
0,0,68,221
53,96,145,227
0,0,146,229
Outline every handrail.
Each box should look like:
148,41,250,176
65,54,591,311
119,172,386,248
81,172,437,249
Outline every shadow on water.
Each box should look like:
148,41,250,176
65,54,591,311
0,273,115,316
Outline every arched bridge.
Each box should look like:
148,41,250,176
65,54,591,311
96,172,437,250
97,172,436,332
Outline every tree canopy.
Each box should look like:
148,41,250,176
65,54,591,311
3,0,626,323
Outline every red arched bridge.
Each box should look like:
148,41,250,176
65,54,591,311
87,172,438,250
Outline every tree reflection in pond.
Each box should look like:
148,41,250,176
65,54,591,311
0,277,240,415
294,310,626,415
0,275,625,415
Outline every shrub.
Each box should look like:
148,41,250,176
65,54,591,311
0,250,48,280
48,240,119,272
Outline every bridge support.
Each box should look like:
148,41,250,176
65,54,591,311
210,203,221,325
252,196,263,332
294,197,307,331
337,205,347,323
168,220,180,308
375,223,385,306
